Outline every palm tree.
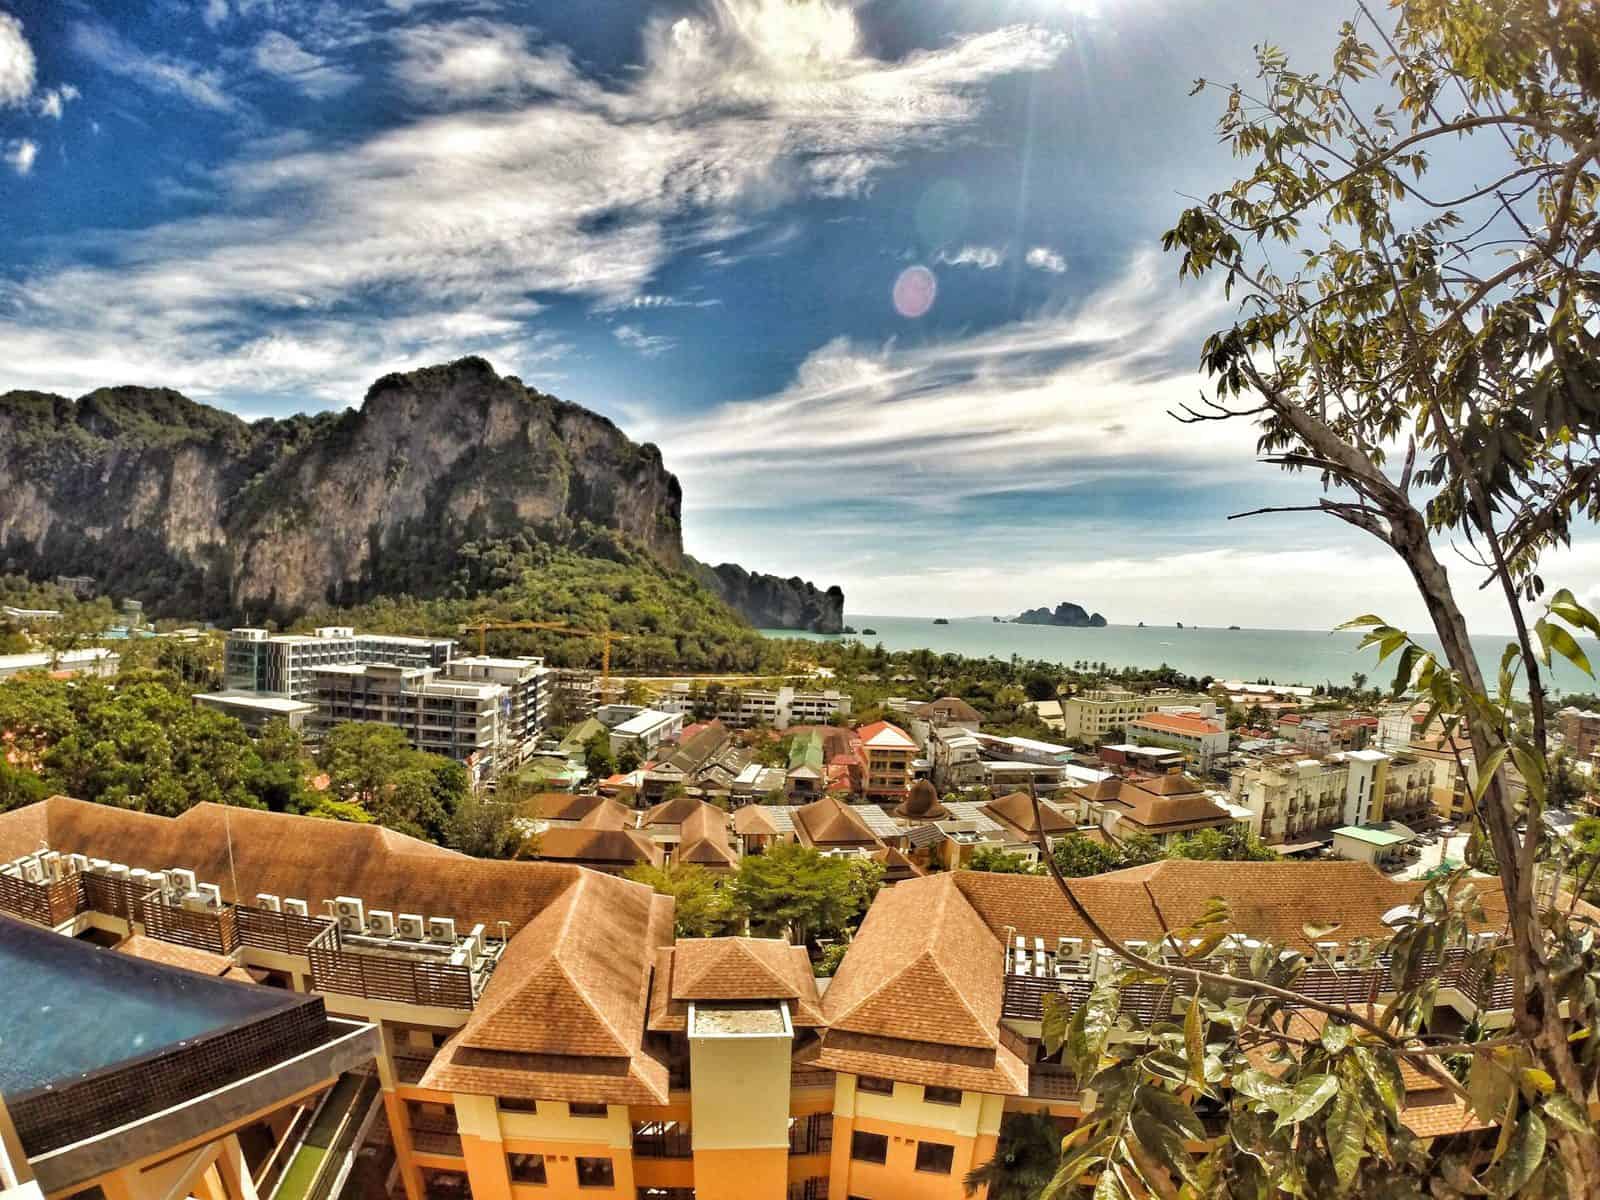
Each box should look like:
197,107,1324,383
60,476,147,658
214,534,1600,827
963,1112,1063,1199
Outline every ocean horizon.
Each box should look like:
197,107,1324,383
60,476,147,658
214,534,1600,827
762,615,1599,698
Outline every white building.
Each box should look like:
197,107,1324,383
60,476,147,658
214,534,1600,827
601,707,684,757
1124,712,1230,770
441,655,550,758
192,691,317,734
223,626,456,701
309,663,508,777
0,647,119,680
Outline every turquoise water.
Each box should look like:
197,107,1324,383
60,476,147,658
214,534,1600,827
761,616,1598,697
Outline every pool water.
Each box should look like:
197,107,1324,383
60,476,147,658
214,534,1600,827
0,914,301,1096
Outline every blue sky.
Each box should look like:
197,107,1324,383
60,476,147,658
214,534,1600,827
2,0,1596,632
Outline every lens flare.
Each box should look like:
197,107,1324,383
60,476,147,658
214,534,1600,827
892,266,937,319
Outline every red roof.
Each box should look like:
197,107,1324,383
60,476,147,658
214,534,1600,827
1131,713,1224,736
1278,713,1303,725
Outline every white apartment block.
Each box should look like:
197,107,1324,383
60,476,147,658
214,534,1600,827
223,626,457,701
1230,748,1437,844
652,684,850,730
442,655,550,756
309,662,508,776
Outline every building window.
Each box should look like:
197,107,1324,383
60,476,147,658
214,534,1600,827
507,1154,546,1185
570,1102,609,1117
850,1131,889,1164
923,1085,961,1106
915,1142,956,1175
575,1158,614,1188
499,1097,538,1113
856,1075,894,1096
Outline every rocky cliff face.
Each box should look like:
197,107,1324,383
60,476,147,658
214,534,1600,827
0,358,685,620
686,559,846,634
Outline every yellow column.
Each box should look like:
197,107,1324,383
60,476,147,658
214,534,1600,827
384,1092,425,1200
215,1133,260,1200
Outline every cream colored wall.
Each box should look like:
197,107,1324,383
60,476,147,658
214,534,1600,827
833,1075,1003,1140
689,1032,792,1150
468,1097,633,1150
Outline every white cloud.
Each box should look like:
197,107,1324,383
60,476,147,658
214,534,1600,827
0,12,35,107
252,31,358,98
70,22,234,112
1026,245,1068,273
3,0,1065,403
613,324,677,357
936,244,1005,269
4,138,38,176
647,252,1242,508
203,0,231,29
37,84,80,119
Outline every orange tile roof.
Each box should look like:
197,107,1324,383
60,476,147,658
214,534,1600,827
675,804,738,869
1130,713,1224,736
649,939,825,1030
115,934,240,977
856,720,917,750
984,791,1072,837
812,1030,1029,1095
823,873,1000,1049
534,827,663,868
793,795,880,847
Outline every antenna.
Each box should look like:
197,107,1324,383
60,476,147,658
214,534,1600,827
224,804,240,905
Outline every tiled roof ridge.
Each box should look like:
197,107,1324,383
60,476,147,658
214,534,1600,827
920,873,998,1047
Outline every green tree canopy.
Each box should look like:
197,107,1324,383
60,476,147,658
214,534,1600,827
626,862,737,938
729,843,882,945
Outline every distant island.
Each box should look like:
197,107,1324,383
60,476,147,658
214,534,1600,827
1012,602,1108,628
933,617,950,625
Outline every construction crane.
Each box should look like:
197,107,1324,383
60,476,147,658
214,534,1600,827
460,620,630,686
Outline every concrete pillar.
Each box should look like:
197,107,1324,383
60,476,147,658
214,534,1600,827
384,1092,424,1200
455,1096,511,1200
215,1134,259,1200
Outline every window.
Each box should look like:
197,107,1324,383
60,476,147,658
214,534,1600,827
923,1085,961,1106
575,1158,614,1188
850,1131,888,1164
507,1154,546,1185
570,1102,609,1117
856,1075,894,1096
915,1142,955,1175
499,1097,539,1113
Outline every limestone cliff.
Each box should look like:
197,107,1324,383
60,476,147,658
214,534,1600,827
1014,602,1108,628
0,358,685,621
686,559,846,634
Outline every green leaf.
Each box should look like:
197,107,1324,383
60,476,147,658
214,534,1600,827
1130,1110,1199,1188
1468,1053,1515,1125
1336,614,1388,630
1269,1074,1339,1130
1471,746,1509,804
1539,621,1594,678
1041,1150,1105,1200
1325,1088,1366,1186
1185,992,1205,1090
1041,992,1072,1057
1550,589,1600,638
1541,1093,1590,1135
1092,1164,1127,1200
1510,743,1547,807
1485,1111,1545,1199
1320,1021,1352,1054
1520,1067,1555,1096
1303,920,1342,941
1139,1083,1206,1141
1352,1047,1403,1117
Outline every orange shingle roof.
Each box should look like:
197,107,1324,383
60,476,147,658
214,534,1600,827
856,721,916,750
984,791,1072,836
1130,713,1224,736
535,827,663,868
675,804,738,869
823,873,1000,1049
793,795,880,848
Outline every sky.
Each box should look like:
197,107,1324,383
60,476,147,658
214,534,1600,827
1,0,1596,634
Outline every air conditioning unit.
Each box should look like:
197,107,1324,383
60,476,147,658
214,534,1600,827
181,890,211,913
129,867,154,889
334,896,365,932
88,858,109,873
256,893,281,912
168,868,197,894
1056,937,1083,962
283,898,309,917
466,923,486,954
367,909,396,937
108,863,130,881
460,939,478,968
66,853,89,873
427,916,456,943
396,913,425,940
198,883,223,909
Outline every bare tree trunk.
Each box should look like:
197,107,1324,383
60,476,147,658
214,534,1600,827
1386,510,1600,1184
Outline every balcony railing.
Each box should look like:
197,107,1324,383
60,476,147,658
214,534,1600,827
236,904,335,955
138,891,240,955
788,1113,833,1156
633,1121,694,1159
0,870,83,927
409,1129,465,1158
307,923,476,1010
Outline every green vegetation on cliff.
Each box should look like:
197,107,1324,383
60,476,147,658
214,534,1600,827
300,528,791,674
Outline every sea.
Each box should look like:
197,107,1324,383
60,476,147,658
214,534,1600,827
759,615,1599,698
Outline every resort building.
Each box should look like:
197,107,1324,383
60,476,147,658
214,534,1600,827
1559,705,1600,761
0,647,120,681
650,684,852,730
855,720,917,803
193,690,319,734
597,706,685,758
310,663,509,777
1073,771,1249,848
222,626,456,701
1057,689,1214,742
1123,712,1230,770
1228,748,1438,846
440,655,550,757
0,797,1567,1200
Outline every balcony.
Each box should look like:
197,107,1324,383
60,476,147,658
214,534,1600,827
788,1113,833,1156
633,1121,694,1159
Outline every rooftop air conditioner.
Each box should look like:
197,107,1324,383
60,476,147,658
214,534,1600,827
198,883,223,910
181,890,211,913
283,898,309,917
466,923,486,954
256,893,281,912
396,913,425,940
108,863,130,881
129,868,155,889
427,916,457,943
334,896,365,932
88,858,109,872
367,909,396,937
168,868,197,894
66,853,89,873
19,860,43,884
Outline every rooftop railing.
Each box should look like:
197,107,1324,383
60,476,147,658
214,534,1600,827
306,923,478,1010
